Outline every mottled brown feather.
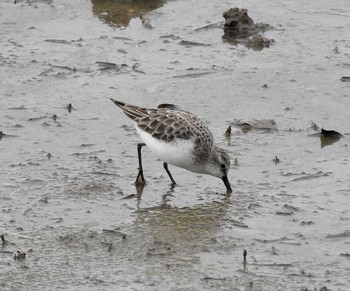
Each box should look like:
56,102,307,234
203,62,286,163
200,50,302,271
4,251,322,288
110,99,213,150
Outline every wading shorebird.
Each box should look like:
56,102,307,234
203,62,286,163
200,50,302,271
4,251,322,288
110,99,232,193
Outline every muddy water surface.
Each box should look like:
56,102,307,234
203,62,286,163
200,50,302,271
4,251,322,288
1,0,350,290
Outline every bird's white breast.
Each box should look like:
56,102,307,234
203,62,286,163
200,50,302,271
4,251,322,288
136,127,200,173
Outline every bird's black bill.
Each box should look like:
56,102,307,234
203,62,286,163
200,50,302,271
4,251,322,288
222,175,232,194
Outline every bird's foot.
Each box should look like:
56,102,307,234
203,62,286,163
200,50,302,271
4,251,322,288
134,171,147,186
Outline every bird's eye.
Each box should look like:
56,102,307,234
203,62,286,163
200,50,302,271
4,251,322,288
221,164,226,169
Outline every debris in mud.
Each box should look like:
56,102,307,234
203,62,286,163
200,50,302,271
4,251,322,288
28,115,47,121
67,103,72,113
107,242,113,252
320,128,343,138
194,22,224,32
222,7,273,50
233,119,278,133
44,39,70,44
97,61,127,72
14,251,26,260
173,71,214,79
341,76,350,82
1,234,8,246
8,105,27,110
113,36,133,41
179,40,211,47
255,236,289,243
224,126,232,138
96,62,129,72
0,131,5,140
243,249,247,261
300,221,314,226
291,171,330,182
276,210,293,216
80,143,95,147
160,34,181,40
132,63,145,74
309,122,320,131
325,230,350,239
320,128,343,148
308,124,343,147
96,62,145,74
273,156,280,165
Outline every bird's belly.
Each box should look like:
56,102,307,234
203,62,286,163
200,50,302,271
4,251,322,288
136,128,199,172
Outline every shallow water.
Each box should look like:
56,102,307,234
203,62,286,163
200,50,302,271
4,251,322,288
1,0,350,290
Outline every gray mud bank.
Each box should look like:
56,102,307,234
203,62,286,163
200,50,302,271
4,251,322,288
1,0,350,290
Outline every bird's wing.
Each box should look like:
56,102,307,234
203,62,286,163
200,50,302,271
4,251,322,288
110,99,213,146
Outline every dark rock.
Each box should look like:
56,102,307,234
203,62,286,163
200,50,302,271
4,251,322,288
223,8,254,30
246,34,274,51
222,7,272,49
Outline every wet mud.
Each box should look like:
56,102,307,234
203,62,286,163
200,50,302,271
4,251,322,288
1,0,350,290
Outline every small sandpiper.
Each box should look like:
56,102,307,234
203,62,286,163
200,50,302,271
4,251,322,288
110,99,232,193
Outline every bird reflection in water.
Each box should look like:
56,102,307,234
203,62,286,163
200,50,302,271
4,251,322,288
91,0,165,27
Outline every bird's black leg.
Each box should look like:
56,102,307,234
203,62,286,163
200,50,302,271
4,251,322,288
135,143,146,186
163,162,176,185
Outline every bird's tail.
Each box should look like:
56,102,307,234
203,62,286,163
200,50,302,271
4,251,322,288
109,98,147,121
